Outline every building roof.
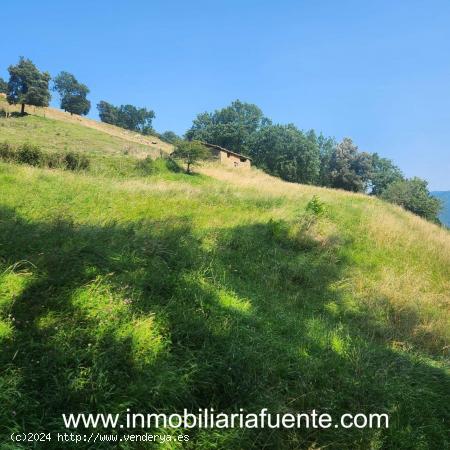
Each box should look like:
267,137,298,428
200,141,252,161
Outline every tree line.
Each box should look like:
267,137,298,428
0,57,158,134
97,101,155,134
0,58,441,223
186,100,442,223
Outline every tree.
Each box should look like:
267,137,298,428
328,138,373,192
317,133,336,187
116,104,155,133
381,177,442,223
370,153,404,196
0,77,7,94
53,71,90,116
97,101,155,133
171,140,210,173
249,124,321,184
7,57,51,115
161,131,181,144
186,100,269,155
97,101,118,125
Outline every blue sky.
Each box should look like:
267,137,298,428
1,0,449,189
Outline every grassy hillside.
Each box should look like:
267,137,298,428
0,94,173,155
0,110,449,449
0,95,177,178
433,191,450,227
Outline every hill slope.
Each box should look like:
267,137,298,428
0,110,449,449
433,191,450,227
0,94,173,156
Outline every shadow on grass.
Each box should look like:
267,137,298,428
0,206,448,449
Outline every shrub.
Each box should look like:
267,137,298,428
305,195,326,217
16,143,44,166
63,151,90,170
0,142,16,161
45,152,65,169
296,196,328,249
136,156,157,175
0,142,90,171
165,157,182,173
136,156,181,176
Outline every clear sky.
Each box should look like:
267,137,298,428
1,0,449,189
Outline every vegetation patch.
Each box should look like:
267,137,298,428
136,156,181,176
0,141,90,171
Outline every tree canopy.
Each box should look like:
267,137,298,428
7,57,51,114
381,177,442,223
97,101,118,125
53,71,90,116
171,140,210,173
186,100,269,155
327,138,373,192
183,99,443,223
370,153,404,196
0,77,7,94
97,101,155,133
160,131,181,144
249,124,321,185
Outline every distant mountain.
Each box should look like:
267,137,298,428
433,191,450,227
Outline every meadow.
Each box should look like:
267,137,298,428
0,108,449,449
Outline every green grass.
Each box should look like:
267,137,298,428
0,114,150,157
0,111,168,179
0,112,449,449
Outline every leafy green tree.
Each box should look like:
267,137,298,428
0,77,7,94
97,101,155,133
97,101,118,125
381,177,442,223
370,153,404,195
249,124,321,184
117,104,155,133
317,133,335,187
328,138,373,192
53,71,90,116
303,129,323,184
7,57,51,115
186,100,269,155
160,131,181,144
171,140,210,173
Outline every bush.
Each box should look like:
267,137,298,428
16,143,44,166
296,196,328,250
0,142,90,171
136,156,157,175
136,156,181,176
44,152,69,169
0,142,16,161
305,195,326,217
63,151,90,170
165,157,182,173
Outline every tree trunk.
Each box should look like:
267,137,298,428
187,162,191,174
21,103,25,115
